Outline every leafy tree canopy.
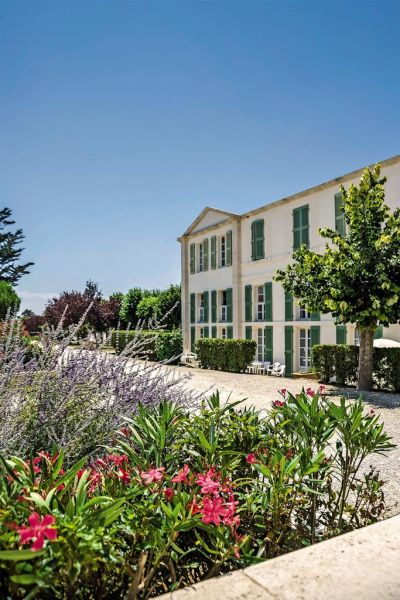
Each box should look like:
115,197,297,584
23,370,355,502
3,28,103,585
0,280,21,319
275,164,400,390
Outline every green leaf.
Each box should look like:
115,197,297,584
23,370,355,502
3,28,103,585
10,574,40,584
0,549,45,561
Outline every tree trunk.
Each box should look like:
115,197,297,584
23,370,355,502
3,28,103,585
358,327,375,391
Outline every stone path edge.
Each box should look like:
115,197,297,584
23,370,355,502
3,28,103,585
159,514,400,599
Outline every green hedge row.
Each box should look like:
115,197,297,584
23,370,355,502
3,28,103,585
195,338,257,373
110,330,182,363
312,344,400,392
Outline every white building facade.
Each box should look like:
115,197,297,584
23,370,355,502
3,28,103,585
179,156,400,375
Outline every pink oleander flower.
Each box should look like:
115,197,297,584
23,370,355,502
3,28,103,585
246,453,256,464
18,512,57,552
171,464,190,484
117,468,131,484
196,469,220,496
188,497,201,515
164,487,175,501
232,545,240,559
223,496,240,527
280,388,287,397
319,385,326,394
141,467,165,485
87,469,104,493
272,400,285,408
306,387,316,397
202,497,228,526
108,453,129,467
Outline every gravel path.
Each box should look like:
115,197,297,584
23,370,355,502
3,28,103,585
168,365,400,517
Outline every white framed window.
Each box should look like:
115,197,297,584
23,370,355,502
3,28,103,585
199,294,204,322
199,243,204,272
220,290,227,322
220,236,226,267
299,328,311,370
257,328,264,362
256,286,265,321
221,327,227,339
354,328,360,346
299,306,311,320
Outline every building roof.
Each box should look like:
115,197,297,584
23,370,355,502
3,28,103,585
179,206,240,239
179,154,400,240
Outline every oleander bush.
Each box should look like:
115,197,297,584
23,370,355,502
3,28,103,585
110,329,183,363
196,338,257,372
0,389,394,598
312,344,400,391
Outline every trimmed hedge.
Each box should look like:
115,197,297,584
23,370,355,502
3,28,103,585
110,330,182,363
312,344,400,392
196,338,257,373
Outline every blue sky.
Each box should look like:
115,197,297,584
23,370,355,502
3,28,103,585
1,0,399,313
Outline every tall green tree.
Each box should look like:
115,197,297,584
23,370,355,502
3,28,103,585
119,287,149,326
0,208,34,285
0,281,20,319
275,165,400,391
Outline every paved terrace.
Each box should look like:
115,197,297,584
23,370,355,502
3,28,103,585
160,514,400,600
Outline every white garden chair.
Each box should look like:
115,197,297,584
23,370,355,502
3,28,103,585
180,352,200,368
258,361,271,375
270,364,286,377
267,362,280,375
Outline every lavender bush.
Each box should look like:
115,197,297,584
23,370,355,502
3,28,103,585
0,310,195,461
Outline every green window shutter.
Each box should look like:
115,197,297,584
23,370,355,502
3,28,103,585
311,310,320,320
336,325,347,345
293,205,309,250
284,326,293,377
245,326,252,340
203,326,209,338
264,326,273,362
245,284,252,322
226,288,233,322
227,325,233,339
264,282,272,321
203,291,209,323
285,292,293,321
211,325,217,338
374,325,383,340
226,230,232,266
310,325,320,367
301,205,309,248
190,326,196,352
210,236,217,270
211,290,217,323
335,192,346,236
190,293,196,324
293,208,301,250
310,325,320,347
203,239,209,271
191,243,196,273
252,219,265,260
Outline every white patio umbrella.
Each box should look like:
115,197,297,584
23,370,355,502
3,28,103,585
373,338,400,348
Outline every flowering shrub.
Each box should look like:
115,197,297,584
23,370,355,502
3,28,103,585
0,315,195,460
0,389,394,598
